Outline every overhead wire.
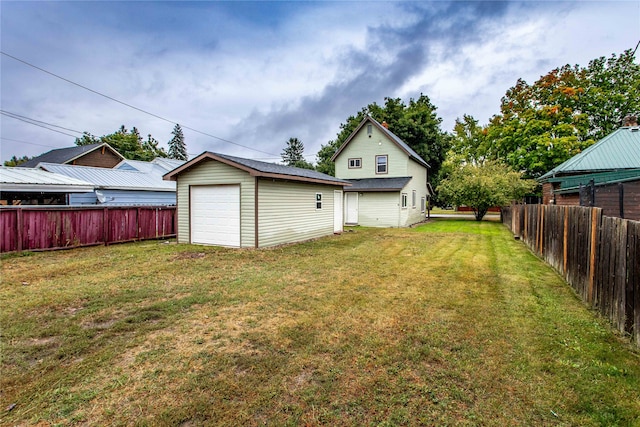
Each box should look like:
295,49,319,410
1,51,280,157
1,111,79,138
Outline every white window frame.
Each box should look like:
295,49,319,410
376,155,388,174
421,197,426,213
412,190,417,209
348,158,362,169
316,193,322,210
401,193,408,209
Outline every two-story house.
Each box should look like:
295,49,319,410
331,117,430,227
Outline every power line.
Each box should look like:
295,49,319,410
1,111,78,138
1,51,280,157
0,137,61,149
0,110,83,134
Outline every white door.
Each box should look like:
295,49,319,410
345,192,358,224
333,190,343,233
190,185,240,247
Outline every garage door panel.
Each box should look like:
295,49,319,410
190,185,240,247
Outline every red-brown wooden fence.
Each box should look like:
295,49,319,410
0,206,176,253
501,204,640,348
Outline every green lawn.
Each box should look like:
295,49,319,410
1,220,639,426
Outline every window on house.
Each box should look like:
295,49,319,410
348,158,362,169
367,124,373,135
316,193,322,209
376,155,388,174
412,190,416,208
421,197,426,213
401,193,408,208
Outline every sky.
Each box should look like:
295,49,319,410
1,1,639,165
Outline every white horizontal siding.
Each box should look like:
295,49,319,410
399,160,428,227
335,126,409,179
354,192,400,227
175,159,255,247
258,179,339,247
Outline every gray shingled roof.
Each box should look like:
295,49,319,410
165,152,351,186
20,143,111,168
343,177,412,192
214,153,350,184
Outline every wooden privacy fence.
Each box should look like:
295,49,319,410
0,206,176,253
502,204,640,348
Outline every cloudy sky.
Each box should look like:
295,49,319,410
1,1,638,164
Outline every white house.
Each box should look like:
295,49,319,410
331,117,430,227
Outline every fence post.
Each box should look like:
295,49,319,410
588,207,599,304
619,182,624,219
103,208,109,246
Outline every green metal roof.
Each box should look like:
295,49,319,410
539,126,640,181
550,168,640,194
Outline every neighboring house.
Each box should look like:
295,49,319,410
331,117,431,227
38,162,177,206
163,152,350,248
20,143,125,169
538,116,640,220
0,167,95,205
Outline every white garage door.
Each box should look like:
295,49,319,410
190,185,240,247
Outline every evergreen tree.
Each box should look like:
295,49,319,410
282,137,314,169
168,124,188,161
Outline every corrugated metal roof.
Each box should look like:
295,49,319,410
539,127,640,180
344,177,412,192
551,168,640,192
0,167,95,192
117,158,186,174
39,163,176,192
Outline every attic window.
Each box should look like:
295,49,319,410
348,158,362,169
367,124,373,136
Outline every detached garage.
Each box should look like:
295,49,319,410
163,152,350,248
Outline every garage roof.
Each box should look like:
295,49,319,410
164,152,351,187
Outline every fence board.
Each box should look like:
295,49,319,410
503,204,640,349
1,206,176,253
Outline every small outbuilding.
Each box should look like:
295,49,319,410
163,152,350,248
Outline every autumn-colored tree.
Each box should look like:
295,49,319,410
485,48,640,178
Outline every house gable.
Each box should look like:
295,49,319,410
20,143,124,169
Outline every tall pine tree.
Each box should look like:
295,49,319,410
281,137,314,169
168,124,188,161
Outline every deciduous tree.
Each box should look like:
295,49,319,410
75,125,167,161
437,161,536,221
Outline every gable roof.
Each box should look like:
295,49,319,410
0,167,95,193
331,117,430,168
20,143,125,168
38,163,176,192
539,126,640,181
163,152,351,187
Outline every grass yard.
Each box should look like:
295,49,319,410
1,220,639,426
